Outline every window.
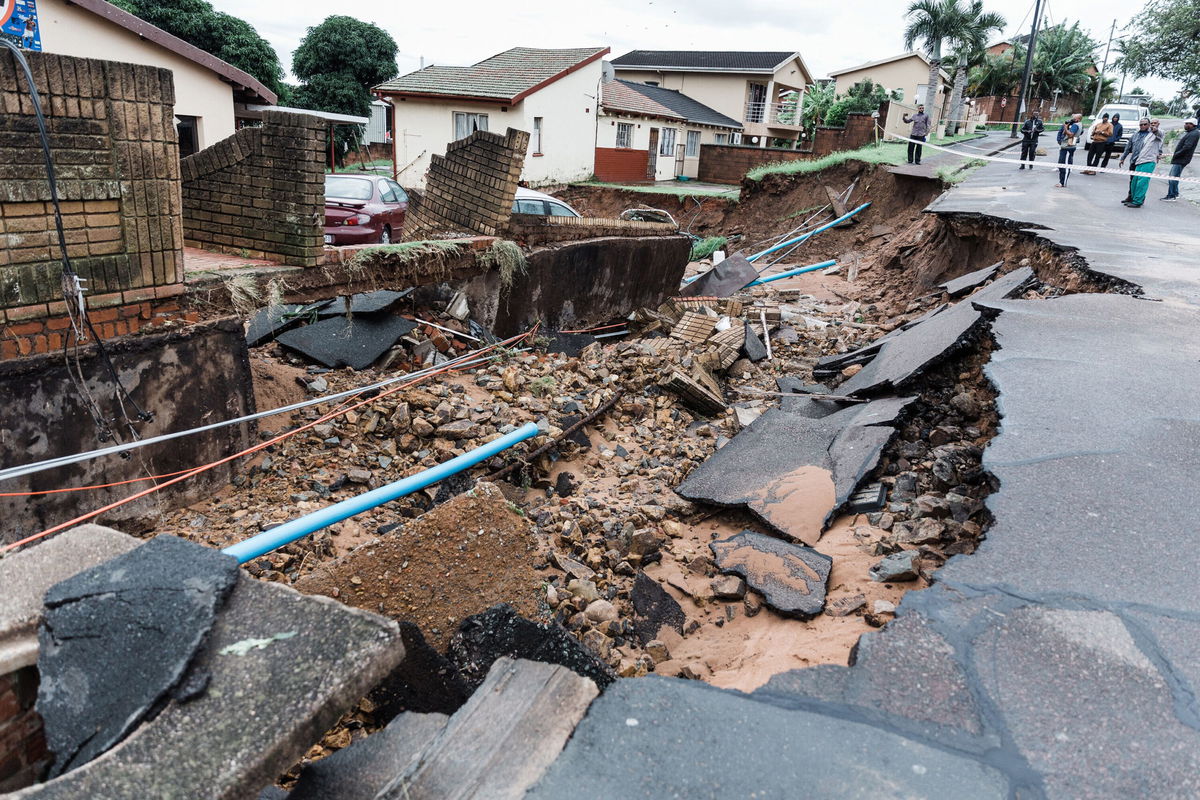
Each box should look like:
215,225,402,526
685,130,701,157
644,81,659,87
514,199,546,215
379,180,397,203
732,132,743,145
616,122,633,149
325,175,374,201
453,112,489,141
715,133,729,145
176,115,199,158
547,202,577,217
532,117,543,153
385,180,409,203
659,127,677,156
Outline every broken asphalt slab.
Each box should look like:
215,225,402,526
13,525,404,800
709,530,831,619
275,314,418,369
38,535,239,777
315,289,412,318
838,266,1034,396
244,303,324,348
630,571,686,645
678,252,759,298
677,396,914,541
741,320,769,362
526,675,1009,799
939,262,1001,298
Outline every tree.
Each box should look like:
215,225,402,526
292,16,398,160
1028,23,1100,101
903,0,980,114
824,80,901,127
943,1,1006,133
1117,0,1200,96
111,0,285,98
969,49,1022,95
800,81,837,136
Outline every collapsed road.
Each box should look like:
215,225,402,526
5,137,1200,799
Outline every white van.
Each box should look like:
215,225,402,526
1085,104,1151,150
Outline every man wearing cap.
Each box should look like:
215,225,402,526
1119,118,1163,208
1162,117,1198,202
903,105,930,165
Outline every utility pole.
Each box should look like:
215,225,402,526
1090,20,1117,116
1010,0,1044,138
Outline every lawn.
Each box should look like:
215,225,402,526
327,158,393,174
745,132,985,181
571,181,740,200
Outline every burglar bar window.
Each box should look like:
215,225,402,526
453,112,489,141
685,130,701,157
659,127,677,156
532,117,543,153
616,122,633,148
715,133,729,144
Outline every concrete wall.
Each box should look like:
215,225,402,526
463,234,690,336
832,56,933,107
0,318,256,544
180,110,325,266
36,0,236,148
0,50,187,358
390,60,602,190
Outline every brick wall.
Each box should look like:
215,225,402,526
0,667,46,792
403,128,528,238
812,112,877,158
180,110,325,266
507,214,677,246
594,147,648,183
0,51,184,333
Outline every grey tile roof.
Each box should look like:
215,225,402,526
611,50,794,72
375,47,608,102
604,80,742,130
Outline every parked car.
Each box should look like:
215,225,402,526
324,175,409,246
1084,104,1151,151
511,187,580,217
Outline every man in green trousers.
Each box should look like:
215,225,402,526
1120,118,1163,208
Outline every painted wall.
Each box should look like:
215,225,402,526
390,60,603,190
35,0,237,147
832,56,941,107
596,112,736,180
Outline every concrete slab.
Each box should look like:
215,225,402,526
676,396,913,540
275,315,419,369
527,676,1010,799
839,267,1033,396
0,526,141,674
38,536,238,777
709,530,831,619
13,534,404,800
678,252,758,298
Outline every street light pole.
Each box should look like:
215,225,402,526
1091,19,1117,116
1011,0,1044,138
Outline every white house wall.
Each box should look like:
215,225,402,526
597,112,735,180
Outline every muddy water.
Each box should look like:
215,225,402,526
743,465,836,546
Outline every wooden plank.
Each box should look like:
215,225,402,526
377,658,598,800
825,185,856,225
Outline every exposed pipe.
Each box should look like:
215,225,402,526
747,203,871,263
221,422,540,564
744,260,837,286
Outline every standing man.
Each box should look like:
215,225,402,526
1083,113,1112,174
1162,117,1198,202
1101,114,1123,169
1019,111,1044,169
1120,118,1163,208
902,104,930,165
1055,113,1083,188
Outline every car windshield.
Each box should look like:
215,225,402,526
325,176,373,201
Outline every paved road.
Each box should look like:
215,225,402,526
532,154,1200,799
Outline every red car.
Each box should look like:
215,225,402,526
324,175,409,245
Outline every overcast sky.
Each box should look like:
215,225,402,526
210,0,1179,100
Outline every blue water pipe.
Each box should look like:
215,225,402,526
747,202,871,263
744,260,837,286
221,422,540,564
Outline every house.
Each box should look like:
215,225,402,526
610,51,814,148
22,0,276,155
828,52,950,111
374,47,610,189
596,79,742,182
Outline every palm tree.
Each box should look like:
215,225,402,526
903,0,975,117
943,2,1005,133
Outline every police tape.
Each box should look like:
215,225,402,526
881,129,1200,185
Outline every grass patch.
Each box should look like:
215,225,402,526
689,236,727,261
745,132,985,181
779,203,827,221
935,158,987,184
478,239,528,292
571,181,739,200
347,239,463,271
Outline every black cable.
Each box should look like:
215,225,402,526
2,41,155,427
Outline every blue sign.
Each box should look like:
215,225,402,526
1,0,42,52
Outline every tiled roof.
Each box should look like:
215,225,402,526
375,47,609,102
603,80,742,130
611,51,795,72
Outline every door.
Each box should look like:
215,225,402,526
647,128,659,181
674,143,685,178
747,83,768,123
